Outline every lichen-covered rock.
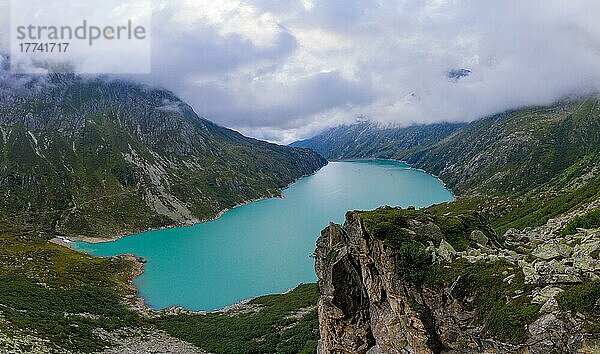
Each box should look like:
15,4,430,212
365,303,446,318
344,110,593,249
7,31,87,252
532,241,572,260
437,240,456,263
531,286,563,304
469,230,489,246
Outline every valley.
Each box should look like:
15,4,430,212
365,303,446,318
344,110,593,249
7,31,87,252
2,2,599,353
72,160,452,311
1,76,599,353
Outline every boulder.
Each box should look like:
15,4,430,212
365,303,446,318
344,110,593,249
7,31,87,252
469,230,489,246
437,239,456,262
532,240,572,260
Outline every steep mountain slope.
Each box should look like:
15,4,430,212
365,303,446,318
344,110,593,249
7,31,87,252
402,99,600,197
290,121,464,160
0,74,327,239
399,98,600,232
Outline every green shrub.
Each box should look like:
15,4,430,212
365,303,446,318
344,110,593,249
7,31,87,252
154,284,320,354
562,209,600,235
556,281,600,315
395,241,431,285
486,298,540,343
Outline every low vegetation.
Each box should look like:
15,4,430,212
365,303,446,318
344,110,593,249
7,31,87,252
556,281,600,333
425,174,600,236
562,208,600,235
556,280,600,331
154,283,320,354
360,206,496,252
0,226,141,352
426,260,539,344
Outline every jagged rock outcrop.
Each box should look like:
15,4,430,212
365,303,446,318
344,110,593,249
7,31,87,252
315,206,600,353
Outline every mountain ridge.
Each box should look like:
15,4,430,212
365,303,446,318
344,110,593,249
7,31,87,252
290,120,464,161
0,74,327,239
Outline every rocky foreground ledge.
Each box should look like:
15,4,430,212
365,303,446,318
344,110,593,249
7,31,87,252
314,203,600,353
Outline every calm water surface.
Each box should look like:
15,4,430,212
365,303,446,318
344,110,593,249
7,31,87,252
73,160,453,310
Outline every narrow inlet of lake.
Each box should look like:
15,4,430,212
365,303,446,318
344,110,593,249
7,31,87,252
73,160,454,311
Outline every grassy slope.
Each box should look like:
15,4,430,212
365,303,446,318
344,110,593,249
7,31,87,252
407,99,600,196
0,226,141,352
154,284,319,354
396,98,600,234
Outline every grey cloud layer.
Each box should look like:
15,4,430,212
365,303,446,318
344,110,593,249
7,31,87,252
2,0,600,143
143,0,600,142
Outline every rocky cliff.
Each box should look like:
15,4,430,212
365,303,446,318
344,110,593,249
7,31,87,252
315,205,600,353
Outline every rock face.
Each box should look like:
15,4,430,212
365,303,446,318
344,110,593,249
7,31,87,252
315,207,600,354
315,215,436,354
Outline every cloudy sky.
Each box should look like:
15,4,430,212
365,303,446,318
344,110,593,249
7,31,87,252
3,0,600,143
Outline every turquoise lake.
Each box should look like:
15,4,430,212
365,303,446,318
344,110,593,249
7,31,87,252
73,160,453,311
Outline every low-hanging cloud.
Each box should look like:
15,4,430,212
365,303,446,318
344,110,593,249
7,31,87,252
2,0,600,143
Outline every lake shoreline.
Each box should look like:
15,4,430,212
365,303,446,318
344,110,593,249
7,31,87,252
48,168,326,313
49,237,299,315
335,157,454,195
125,252,300,317
59,159,452,246
62,166,327,245
66,195,282,245
65,160,453,312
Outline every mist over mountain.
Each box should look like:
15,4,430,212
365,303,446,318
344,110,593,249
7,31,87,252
4,1,600,142
290,120,464,160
